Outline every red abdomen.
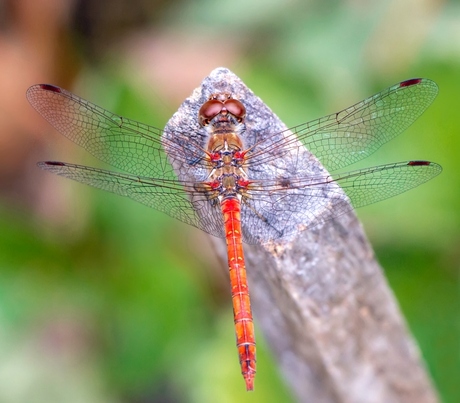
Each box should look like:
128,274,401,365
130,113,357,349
221,197,256,391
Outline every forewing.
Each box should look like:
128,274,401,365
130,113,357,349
248,79,438,172
27,84,205,178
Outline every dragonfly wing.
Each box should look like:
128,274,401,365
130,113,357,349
38,161,225,239
241,160,441,243
27,84,205,178
249,79,438,172
333,160,442,208
241,179,349,244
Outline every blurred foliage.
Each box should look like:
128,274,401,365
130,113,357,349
0,0,459,402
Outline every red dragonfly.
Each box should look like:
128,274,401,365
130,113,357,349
27,73,441,391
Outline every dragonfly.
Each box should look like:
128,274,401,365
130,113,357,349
27,74,441,391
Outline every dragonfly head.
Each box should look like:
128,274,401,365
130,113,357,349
198,93,246,126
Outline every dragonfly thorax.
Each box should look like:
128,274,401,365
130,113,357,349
203,144,250,200
193,93,251,202
207,132,244,155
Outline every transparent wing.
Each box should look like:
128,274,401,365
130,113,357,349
248,78,438,171
38,161,226,239
239,160,442,243
27,84,206,178
39,159,440,244
333,160,442,207
31,81,441,244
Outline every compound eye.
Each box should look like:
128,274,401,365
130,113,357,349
198,99,224,126
224,99,246,122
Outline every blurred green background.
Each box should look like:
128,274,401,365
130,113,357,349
0,0,458,402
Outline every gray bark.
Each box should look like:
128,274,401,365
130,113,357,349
166,67,439,403
243,213,437,403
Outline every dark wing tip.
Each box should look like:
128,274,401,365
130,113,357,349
399,78,423,88
407,160,431,166
26,83,62,101
37,161,65,168
406,160,442,168
407,160,443,174
39,84,61,92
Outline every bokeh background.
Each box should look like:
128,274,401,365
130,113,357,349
0,0,458,402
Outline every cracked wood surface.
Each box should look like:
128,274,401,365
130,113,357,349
166,67,438,402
